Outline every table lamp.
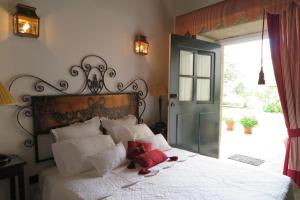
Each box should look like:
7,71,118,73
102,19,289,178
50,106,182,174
0,82,16,106
0,81,16,165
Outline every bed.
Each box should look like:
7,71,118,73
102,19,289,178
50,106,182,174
10,55,295,200
39,147,294,200
31,92,295,200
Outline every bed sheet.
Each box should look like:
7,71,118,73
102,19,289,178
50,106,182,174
39,148,295,200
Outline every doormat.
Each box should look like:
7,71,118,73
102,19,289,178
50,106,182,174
228,154,265,166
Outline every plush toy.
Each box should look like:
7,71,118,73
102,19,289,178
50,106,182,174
126,140,178,174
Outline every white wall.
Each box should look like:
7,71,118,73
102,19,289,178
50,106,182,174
174,0,224,16
0,0,173,199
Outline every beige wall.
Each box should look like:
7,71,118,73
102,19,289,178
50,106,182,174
0,0,173,199
174,0,224,16
0,0,224,199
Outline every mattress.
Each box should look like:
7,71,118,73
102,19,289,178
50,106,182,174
39,148,295,200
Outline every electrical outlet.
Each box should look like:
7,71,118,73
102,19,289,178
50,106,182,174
29,174,39,185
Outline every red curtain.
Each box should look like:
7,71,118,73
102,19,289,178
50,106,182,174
176,0,292,35
267,1,300,187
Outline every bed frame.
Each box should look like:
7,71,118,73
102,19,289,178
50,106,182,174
9,55,148,163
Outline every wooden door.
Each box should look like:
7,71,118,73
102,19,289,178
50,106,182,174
168,34,221,158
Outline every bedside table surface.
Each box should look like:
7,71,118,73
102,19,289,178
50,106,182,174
0,155,26,169
0,155,26,200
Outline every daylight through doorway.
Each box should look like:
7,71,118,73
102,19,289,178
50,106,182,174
220,38,287,173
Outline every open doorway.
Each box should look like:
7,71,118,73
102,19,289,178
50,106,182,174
219,36,287,173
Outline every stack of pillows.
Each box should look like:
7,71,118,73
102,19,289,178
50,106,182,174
51,115,172,177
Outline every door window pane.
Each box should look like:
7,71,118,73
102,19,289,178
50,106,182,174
180,50,193,75
197,79,210,101
197,54,211,77
179,77,193,101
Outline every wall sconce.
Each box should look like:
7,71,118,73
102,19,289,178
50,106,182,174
134,34,149,55
13,4,40,38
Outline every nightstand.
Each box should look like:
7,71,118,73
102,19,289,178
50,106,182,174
151,122,167,139
0,155,26,200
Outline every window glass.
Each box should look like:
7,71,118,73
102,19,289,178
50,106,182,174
197,54,211,77
197,79,210,101
179,77,193,101
180,50,193,76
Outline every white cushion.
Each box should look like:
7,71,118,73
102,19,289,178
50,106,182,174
126,124,155,139
89,143,127,176
100,115,137,142
51,116,102,142
140,134,172,151
111,124,155,148
52,135,115,176
110,126,133,149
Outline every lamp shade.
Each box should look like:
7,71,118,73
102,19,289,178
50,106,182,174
0,82,16,105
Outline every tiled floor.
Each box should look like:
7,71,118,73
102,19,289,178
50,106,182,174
220,107,300,198
219,126,286,173
294,186,300,199
220,107,287,173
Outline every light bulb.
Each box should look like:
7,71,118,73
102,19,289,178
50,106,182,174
21,22,30,33
135,46,140,52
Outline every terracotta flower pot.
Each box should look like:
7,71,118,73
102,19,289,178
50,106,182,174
244,127,252,134
226,123,234,131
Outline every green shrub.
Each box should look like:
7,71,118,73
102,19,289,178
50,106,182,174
240,116,258,128
263,102,282,113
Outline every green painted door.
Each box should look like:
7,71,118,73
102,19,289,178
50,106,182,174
168,34,221,158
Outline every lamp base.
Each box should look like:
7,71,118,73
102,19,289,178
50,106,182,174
154,121,166,129
152,121,167,138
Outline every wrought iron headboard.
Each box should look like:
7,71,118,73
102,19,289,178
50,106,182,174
9,54,148,162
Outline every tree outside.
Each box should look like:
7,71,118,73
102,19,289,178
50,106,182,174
223,59,281,113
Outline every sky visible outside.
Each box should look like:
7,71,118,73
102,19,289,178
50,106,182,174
223,38,280,109
224,39,276,87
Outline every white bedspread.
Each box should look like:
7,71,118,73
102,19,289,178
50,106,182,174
39,148,295,200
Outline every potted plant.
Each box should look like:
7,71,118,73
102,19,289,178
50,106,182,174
224,117,235,131
239,116,258,134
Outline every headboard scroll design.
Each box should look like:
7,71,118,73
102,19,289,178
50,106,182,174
9,55,148,148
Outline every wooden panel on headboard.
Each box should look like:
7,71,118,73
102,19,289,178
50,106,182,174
32,93,139,135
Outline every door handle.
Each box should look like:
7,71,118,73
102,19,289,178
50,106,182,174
170,94,178,98
170,102,175,107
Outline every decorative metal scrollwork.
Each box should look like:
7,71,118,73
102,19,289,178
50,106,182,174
9,55,148,147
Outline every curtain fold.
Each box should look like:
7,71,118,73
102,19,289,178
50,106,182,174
176,0,299,35
267,2,300,187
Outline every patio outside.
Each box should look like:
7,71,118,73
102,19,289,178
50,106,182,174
220,38,287,173
220,107,286,173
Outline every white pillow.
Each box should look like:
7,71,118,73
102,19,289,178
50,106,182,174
89,143,127,176
111,124,155,148
110,125,133,147
52,135,115,176
140,134,172,151
100,115,137,142
125,124,155,139
51,116,102,142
